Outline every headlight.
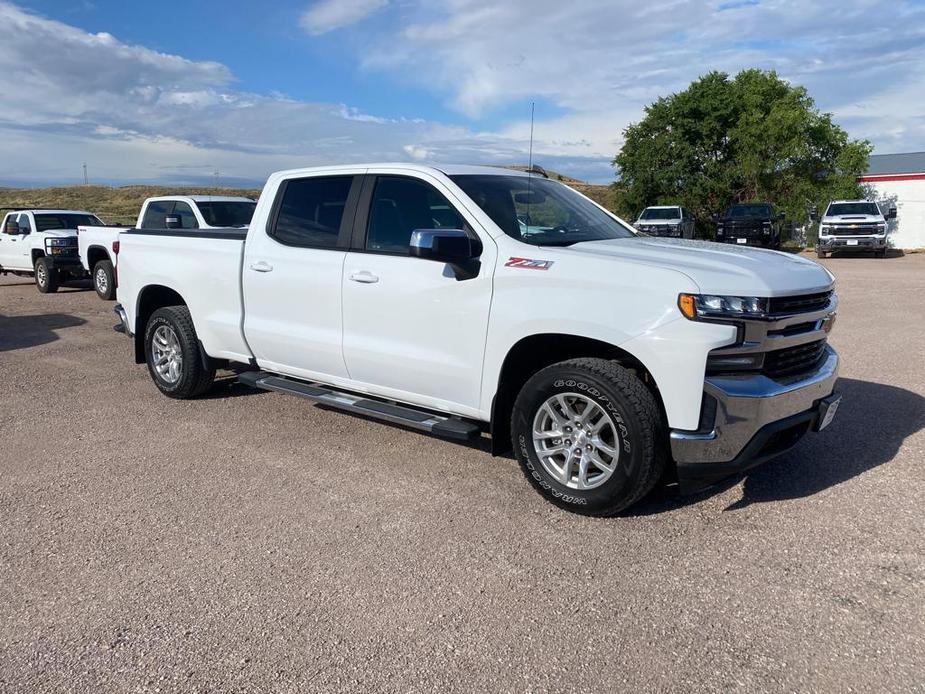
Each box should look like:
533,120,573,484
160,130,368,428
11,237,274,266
820,225,832,235
46,238,70,246
877,224,886,233
678,293,769,320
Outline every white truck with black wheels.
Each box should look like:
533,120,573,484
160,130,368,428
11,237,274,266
79,195,256,300
113,164,841,515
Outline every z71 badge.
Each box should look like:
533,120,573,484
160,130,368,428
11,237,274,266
505,257,554,270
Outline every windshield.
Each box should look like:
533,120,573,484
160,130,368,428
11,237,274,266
826,202,880,217
450,175,636,246
34,213,103,231
640,207,680,220
196,201,256,227
725,204,772,219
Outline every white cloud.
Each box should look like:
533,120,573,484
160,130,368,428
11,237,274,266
300,0,389,35
357,0,925,157
403,144,431,160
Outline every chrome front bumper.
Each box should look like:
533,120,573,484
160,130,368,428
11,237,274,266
671,346,839,492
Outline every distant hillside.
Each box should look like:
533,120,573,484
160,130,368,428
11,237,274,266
0,175,618,225
0,185,260,225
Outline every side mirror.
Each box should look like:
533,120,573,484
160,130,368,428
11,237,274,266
164,215,181,229
778,213,786,221
410,229,481,264
808,206,818,222
711,213,719,222
888,207,897,220
4,221,19,235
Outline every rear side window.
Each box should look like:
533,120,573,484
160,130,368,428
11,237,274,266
142,201,174,228
271,176,354,248
172,201,199,229
366,177,465,253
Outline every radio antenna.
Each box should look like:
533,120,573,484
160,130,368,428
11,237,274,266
528,101,535,172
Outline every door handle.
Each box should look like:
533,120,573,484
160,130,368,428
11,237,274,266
249,261,273,273
349,270,379,284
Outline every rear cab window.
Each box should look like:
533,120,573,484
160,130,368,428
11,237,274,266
269,176,356,248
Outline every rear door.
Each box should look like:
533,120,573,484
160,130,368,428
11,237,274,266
243,173,362,381
0,214,19,268
1,214,33,270
340,172,495,413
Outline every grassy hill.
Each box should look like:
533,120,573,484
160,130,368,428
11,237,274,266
0,185,261,225
0,175,617,226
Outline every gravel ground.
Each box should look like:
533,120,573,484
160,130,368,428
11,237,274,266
1,253,923,693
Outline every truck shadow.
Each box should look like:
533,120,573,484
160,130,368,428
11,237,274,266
0,313,86,351
628,378,925,515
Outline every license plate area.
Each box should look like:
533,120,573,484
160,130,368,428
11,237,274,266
736,238,747,244
815,393,841,432
847,239,859,246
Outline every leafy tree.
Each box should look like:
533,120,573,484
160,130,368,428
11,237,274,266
612,69,871,236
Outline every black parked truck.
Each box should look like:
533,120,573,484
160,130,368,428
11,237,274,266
714,203,785,249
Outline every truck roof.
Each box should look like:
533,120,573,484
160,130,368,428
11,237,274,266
269,163,537,180
643,205,681,209
9,209,97,215
828,199,873,204
145,196,255,204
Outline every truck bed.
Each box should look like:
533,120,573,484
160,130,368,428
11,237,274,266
117,227,252,363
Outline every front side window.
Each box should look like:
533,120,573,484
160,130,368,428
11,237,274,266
272,176,353,248
18,214,31,233
172,201,199,229
33,214,101,231
452,175,636,246
826,202,880,217
142,201,174,229
640,207,681,220
197,201,256,228
366,177,465,253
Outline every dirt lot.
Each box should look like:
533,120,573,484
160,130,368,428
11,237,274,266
1,254,923,693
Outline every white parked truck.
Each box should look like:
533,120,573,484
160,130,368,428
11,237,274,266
813,199,896,258
79,195,256,300
113,164,841,515
634,205,696,238
1,209,103,293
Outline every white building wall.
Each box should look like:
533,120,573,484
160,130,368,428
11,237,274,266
864,177,925,249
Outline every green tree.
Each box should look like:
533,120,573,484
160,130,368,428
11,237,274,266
612,69,871,237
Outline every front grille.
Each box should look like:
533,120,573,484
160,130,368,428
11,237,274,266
768,290,833,315
763,339,827,379
829,223,881,235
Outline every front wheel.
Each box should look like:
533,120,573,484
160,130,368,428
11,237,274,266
511,358,666,516
144,306,215,399
34,257,59,293
816,249,827,259
93,259,116,300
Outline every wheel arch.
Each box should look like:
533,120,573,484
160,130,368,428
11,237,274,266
133,284,187,364
489,333,667,456
87,245,111,269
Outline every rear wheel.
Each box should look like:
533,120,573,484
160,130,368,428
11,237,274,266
34,257,59,293
511,358,666,516
144,306,215,399
93,259,116,300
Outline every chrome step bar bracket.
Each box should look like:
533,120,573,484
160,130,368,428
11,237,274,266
237,371,481,442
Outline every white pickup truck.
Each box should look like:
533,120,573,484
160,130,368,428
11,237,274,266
79,195,256,300
1,209,104,292
113,164,841,515
812,199,897,259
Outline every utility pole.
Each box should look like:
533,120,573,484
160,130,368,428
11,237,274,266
82,163,89,186
213,169,220,189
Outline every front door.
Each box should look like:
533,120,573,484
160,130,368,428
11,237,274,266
0,214,31,270
341,173,495,414
243,174,361,382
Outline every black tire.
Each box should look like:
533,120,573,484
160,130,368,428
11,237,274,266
93,259,116,300
816,249,826,259
34,257,59,293
511,358,667,516
144,306,215,399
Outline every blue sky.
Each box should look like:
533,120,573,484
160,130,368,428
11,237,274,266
2,0,924,186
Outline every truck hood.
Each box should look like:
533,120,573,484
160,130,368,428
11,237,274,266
821,214,884,224
566,237,833,296
636,218,681,225
36,229,78,239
